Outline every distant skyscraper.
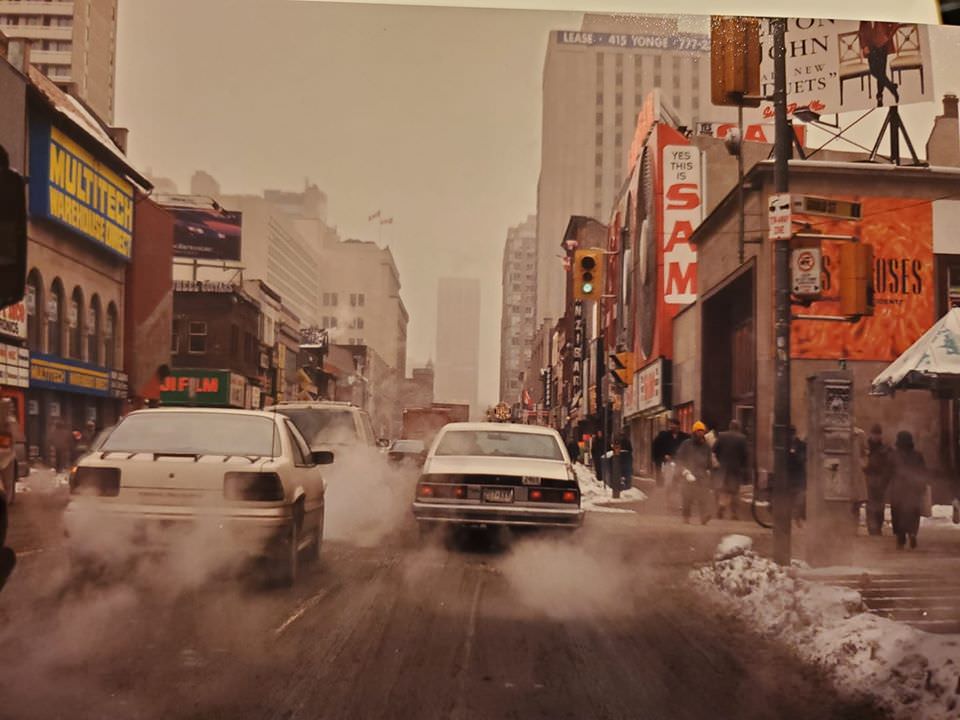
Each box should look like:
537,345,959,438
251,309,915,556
535,13,722,322
435,278,481,415
499,215,537,403
0,0,119,122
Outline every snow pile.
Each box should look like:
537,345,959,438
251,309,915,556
922,504,960,529
692,537,960,720
573,464,647,514
714,534,753,560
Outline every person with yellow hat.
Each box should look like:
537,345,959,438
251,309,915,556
676,421,714,524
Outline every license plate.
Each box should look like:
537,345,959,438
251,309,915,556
483,488,514,504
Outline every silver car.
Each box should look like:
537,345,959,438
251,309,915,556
65,408,329,585
412,422,584,531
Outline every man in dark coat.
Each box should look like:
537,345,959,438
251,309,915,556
677,421,713,524
713,420,748,520
890,430,927,550
652,417,689,487
787,426,807,526
618,431,633,490
863,424,894,536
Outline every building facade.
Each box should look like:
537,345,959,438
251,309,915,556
0,0,118,123
499,214,537,403
315,239,408,377
435,277,480,416
536,13,726,323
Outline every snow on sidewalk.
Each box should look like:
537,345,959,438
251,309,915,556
574,464,647,514
692,536,960,720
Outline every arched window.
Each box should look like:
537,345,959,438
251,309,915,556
69,287,84,360
104,302,118,368
47,278,65,357
25,269,44,352
87,294,101,365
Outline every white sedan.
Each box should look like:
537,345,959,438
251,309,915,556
412,422,584,531
65,408,328,585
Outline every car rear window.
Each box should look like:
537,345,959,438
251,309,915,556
434,430,563,460
274,408,359,447
101,413,280,457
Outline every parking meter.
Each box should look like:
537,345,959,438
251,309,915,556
806,370,857,564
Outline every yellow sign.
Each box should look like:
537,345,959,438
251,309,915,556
45,126,134,259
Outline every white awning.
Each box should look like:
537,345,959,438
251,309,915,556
871,308,960,395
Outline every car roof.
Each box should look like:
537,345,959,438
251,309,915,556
126,407,279,419
269,402,361,411
439,422,561,436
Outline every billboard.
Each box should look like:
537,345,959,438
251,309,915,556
758,19,933,118
0,302,27,340
28,121,134,260
160,196,242,261
160,369,232,406
555,30,709,53
790,197,934,361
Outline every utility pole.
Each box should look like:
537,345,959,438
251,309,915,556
771,17,793,566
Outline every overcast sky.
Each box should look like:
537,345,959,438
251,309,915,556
115,0,952,409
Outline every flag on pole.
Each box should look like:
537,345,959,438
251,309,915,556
380,217,393,225
368,210,381,222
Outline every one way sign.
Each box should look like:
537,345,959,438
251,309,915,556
768,193,792,240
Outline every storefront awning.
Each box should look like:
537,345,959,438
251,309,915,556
871,308,960,396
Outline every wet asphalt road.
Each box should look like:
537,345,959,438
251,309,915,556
0,495,886,720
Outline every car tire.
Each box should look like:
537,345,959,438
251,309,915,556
281,504,304,587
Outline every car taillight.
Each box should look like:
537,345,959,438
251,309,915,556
453,486,466,499
562,490,578,504
0,433,11,450
529,489,544,501
417,484,466,499
70,467,121,497
223,472,284,501
417,484,434,498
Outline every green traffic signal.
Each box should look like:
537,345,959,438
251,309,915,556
582,282,593,294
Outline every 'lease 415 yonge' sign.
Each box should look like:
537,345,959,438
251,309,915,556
29,120,134,260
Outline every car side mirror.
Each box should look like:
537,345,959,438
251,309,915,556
312,450,335,465
377,438,390,448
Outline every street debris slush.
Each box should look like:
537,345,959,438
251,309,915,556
692,536,960,720
574,464,647,514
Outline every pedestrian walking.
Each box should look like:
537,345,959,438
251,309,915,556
592,430,605,484
890,430,928,550
618,431,633,490
863,424,894,536
677,421,713,525
51,420,72,472
653,417,689,487
713,420,748,520
787,426,807,527
566,436,581,464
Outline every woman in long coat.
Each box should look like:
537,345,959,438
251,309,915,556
889,430,927,550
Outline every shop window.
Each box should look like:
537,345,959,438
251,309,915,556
87,295,101,364
25,269,43,352
47,278,64,356
69,286,84,360
105,304,119,366
188,321,206,354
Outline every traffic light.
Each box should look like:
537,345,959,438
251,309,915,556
0,145,27,312
839,243,875,317
710,16,762,108
609,352,634,387
573,249,604,302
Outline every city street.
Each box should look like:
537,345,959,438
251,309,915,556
0,493,884,720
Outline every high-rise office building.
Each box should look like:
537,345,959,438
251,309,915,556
535,13,721,322
0,0,119,123
499,215,537,403
435,278,481,416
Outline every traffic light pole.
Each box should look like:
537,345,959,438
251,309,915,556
771,17,793,566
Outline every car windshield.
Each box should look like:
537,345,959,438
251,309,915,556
275,408,359,448
101,413,279,457
434,430,563,460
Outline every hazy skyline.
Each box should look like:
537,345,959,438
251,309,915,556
115,1,956,409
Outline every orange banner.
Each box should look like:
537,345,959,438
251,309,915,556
790,197,934,361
